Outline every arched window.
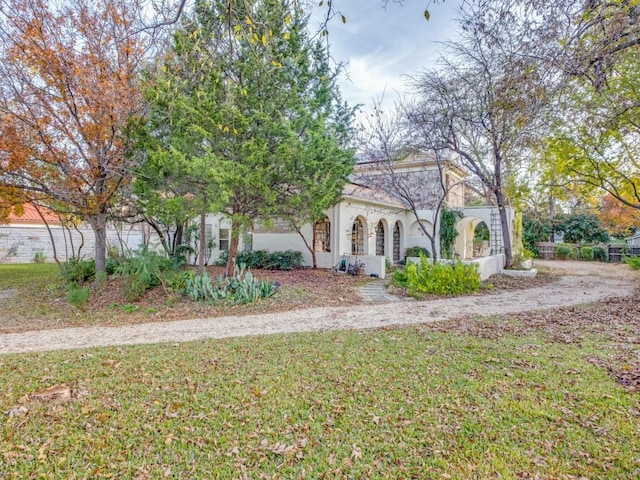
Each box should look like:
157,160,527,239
393,222,401,262
375,221,385,256
313,216,331,253
351,217,365,255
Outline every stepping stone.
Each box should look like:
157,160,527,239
357,280,401,303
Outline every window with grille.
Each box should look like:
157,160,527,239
352,218,364,255
313,217,331,252
219,228,229,251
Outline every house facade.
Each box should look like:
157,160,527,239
205,155,515,279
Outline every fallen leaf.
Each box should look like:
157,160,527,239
3,405,28,417
271,442,296,456
351,444,362,460
30,384,71,402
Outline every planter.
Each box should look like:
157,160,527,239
501,268,538,278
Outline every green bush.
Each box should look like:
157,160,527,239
236,250,270,269
404,246,430,260
625,256,640,270
592,246,608,262
263,250,303,270
393,254,480,296
213,250,302,270
115,246,174,301
32,251,46,264
66,285,90,307
183,264,278,304
392,268,408,288
60,258,95,285
553,243,578,260
214,250,229,266
579,246,594,261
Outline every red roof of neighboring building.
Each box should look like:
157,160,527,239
7,203,62,224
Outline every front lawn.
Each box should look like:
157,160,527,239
1,296,639,478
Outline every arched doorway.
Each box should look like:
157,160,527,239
393,221,401,262
473,221,490,257
375,221,385,256
352,217,365,255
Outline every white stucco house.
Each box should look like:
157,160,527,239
203,155,515,279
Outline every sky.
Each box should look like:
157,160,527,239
309,0,462,112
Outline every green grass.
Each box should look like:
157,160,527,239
1,327,638,479
0,263,64,323
0,263,59,290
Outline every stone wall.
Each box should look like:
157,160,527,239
0,223,146,264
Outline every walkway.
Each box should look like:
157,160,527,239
357,279,401,303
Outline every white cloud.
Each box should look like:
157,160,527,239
311,0,461,111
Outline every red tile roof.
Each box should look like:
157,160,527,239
7,203,61,224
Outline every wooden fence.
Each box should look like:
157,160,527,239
536,242,640,262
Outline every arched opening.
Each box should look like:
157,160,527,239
351,217,365,255
313,216,331,252
393,221,402,262
473,221,490,257
375,220,385,256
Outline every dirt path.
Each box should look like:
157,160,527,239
0,260,637,355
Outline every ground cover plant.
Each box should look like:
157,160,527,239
1,294,639,478
625,256,640,270
393,255,481,297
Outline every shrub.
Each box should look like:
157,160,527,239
404,246,430,260
236,250,270,269
553,243,578,260
625,256,640,270
66,285,90,307
393,254,480,296
554,213,609,244
32,251,46,264
214,250,229,266
115,246,174,301
263,250,303,270
213,250,303,270
183,264,278,304
60,257,95,285
592,246,608,262
579,246,594,261
392,268,408,288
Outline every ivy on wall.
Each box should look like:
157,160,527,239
439,207,463,259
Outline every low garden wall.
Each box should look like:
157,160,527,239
344,255,386,279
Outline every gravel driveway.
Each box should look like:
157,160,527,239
1,260,637,355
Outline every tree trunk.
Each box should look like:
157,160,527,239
225,219,240,277
495,190,513,268
548,195,556,242
90,212,108,275
198,212,206,274
34,205,61,268
73,222,84,258
293,222,316,268
173,222,184,258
